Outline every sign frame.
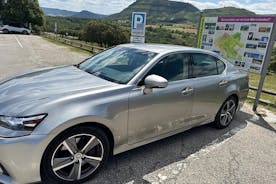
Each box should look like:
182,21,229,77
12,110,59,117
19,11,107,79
131,12,147,43
197,16,276,111
197,16,275,73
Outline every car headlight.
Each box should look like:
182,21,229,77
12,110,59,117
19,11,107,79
0,114,47,131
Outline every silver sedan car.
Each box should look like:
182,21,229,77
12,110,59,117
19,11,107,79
0,44,248,184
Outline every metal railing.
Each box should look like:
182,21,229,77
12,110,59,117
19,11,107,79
43,33,105,54
248,86,276,107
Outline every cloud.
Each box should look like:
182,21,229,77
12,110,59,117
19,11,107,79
38,0,136,15
173,0,276,14
39,0,276,15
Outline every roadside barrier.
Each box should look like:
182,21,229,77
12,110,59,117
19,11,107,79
43,33,105,54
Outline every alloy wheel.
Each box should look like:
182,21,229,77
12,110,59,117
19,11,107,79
51,134,104,181
220,99,236,126
3,29,9,34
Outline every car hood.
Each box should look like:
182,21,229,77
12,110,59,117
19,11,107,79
0,66,116,116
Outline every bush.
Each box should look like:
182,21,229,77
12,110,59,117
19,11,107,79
268,62,276,73
82,21,129,47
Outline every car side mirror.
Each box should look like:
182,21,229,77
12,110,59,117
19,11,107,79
143,74,168,94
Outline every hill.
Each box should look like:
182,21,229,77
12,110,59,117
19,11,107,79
71,10,106,19
108,0,200,24
42,7,106,19
203,7,255,17
42,7,76,17
108,0,256,24
43,2,258,24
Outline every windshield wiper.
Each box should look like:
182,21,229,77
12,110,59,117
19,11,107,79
97,73,124,84
84,70,123,84
73,64,80,68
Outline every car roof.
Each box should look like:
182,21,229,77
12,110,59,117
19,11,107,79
120,43,216,55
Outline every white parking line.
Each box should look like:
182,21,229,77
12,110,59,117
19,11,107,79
14,35,23,48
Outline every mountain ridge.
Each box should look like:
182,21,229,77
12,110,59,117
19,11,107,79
107,0,256,24
42,7,106,19
43,0,258,23
108,0,200,24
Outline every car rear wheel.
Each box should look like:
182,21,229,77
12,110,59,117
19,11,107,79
22,30,28,35
214,97,237,129
3,29,9,34
41,126,110,184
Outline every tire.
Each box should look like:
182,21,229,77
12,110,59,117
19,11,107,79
214,96,237,129
22,30,28,35
41,126,110,184
2,29,9,34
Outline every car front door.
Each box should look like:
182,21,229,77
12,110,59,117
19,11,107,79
189,53,227,125
10,23,19,32
128,53,194,144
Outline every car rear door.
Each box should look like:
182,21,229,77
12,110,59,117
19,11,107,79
188,53,228,125
128,53,194,144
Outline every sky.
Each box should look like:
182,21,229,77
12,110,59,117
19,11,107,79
38,0,276,15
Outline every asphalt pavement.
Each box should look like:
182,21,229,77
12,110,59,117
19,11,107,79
0,34,89,79
0,34,275,184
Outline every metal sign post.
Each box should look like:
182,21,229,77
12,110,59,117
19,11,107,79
253,19,276,111
196,11,203,48
29,23,32,32
54,22,57,33
131,12,147,43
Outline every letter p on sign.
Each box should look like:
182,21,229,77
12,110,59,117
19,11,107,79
132,12,146,35
133,14,144,29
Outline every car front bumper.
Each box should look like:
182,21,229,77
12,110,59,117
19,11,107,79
0,134,48,184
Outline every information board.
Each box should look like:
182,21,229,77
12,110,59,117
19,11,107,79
198,16,276,73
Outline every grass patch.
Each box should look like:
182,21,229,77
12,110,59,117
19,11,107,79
42,37,92,55
249,72,276,91
246,99,276,113
249,72,276,112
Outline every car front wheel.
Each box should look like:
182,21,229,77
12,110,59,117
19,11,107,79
41,126,110,184
214,97,237,129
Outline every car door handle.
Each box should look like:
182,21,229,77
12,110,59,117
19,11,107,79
219,80,229,86
181,87,194,95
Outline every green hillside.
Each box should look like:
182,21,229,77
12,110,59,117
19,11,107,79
108,0,199,24
108,0,256,24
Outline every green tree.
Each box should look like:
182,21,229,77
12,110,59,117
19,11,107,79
0,0,5,22
82,21,128,47
2,0,45,27
45,16,90,37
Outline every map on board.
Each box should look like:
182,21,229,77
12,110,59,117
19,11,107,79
215,32,244,61
198,16,276,73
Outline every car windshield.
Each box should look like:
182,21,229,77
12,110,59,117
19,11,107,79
78,46,157,84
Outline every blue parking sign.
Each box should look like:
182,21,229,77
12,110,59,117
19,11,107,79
131,12,147,37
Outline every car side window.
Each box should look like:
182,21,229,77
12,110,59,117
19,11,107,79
217,59,226,74
147,53,190,82
191,53,225,78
